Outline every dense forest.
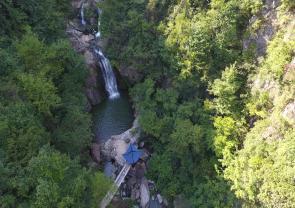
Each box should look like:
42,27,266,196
1,0,294,207
0,0,111,207
99,0,294,207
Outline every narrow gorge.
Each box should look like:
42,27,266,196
67,0,163,207
1,0,293,207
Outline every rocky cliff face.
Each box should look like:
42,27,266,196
243,0,280,57
68,0,143,104
67,0,105,111
245,0,295,140
101,118,141,166
117,65,144,86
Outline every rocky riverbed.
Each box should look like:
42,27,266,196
67,0,106,111
101,118,166,208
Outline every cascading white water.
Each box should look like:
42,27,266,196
94,49,120,99
80,3,86,25
95,8,102,38
94,6,119,99
81,4,119,99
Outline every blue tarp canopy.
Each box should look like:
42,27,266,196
123,144,143,165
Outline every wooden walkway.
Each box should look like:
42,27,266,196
100,164,131,208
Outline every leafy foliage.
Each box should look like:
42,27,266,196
0,1,109,207
1,0,294,207
102,0,295,207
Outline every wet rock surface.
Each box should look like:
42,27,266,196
101,118,141,166
100,117,167,207
68,1,166,207
90,143,101,163
119,163,165,208
67,0,105,111
140,178,150,207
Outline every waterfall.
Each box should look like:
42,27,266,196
80,3,86,25
94,49,120,99
88,5,119,99
95,8,102,38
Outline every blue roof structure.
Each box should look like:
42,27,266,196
123,144,143,164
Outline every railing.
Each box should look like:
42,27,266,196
100,164,131,208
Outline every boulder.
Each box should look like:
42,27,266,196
252,78,280,100
85,99,92,112
157,194,163,204
84,50,97,70
282,101,295,124
243,0,280,57
86,72,98,88
101,118,141,165
118,65,143,85
135,162,146,180
261,125,282,141
71,0,82,9
86,88,102,106
140,178,150,208
104,161,116,179
81,34,94,44
91,143,101,163
283,57,295,82
84,54,105,106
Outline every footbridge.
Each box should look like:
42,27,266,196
100,163,131,208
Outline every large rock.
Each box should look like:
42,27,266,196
66,1,107,109
252,78,280,100
283,57,295,82
71,0,82,9
140,178,150,208
86,88,102,106
85,66,104,107
261,125,282,141
118,65,143,85
67,25,95,53
104,161,116,179
86,70,97,88
282,101,295,124
91,143,101,163
135,162,146,180
84,50,97,69
243,0,280,57
101,118,141,165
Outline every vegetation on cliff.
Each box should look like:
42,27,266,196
100,0,295,207
1,0,294,207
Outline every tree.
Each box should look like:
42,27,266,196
26,146,108,208
18,74,61,115
0,1,109,207
53,107,92,157
0,103,49,166
210,64,243,116
225,122,295,208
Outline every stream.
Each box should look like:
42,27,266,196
85,4,134,179
74,2,162,207
81,1,134,144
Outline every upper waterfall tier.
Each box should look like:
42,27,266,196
80,3,86,25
